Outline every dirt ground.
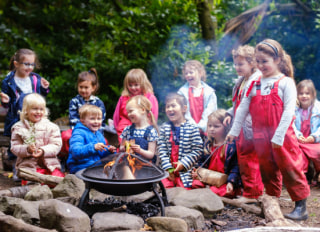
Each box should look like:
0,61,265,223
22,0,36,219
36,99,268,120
1,156,320,231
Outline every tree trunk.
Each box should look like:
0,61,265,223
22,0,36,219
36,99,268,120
195,0,216,41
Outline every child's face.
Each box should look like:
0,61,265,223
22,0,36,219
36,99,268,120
126,101,145,124
27,105,45,123
128,82,142,96
184,67,201,88
14,54,35,78
207,117,225,142
81,113,102,132
256,51,280,78
233,56,254,78
298,87,313,110
165,99,186,126
78,81,96,100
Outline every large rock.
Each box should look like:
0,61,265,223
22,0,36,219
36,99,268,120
0,213,57,232
0,196,24,215
51,174,85,201
13,200,42,225
91,212,144,232
165,205,204,230
39,199,90,232
166,187,224,217
24,185,53,201
147,216,188,232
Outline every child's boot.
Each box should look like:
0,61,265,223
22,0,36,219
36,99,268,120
284,198,308,220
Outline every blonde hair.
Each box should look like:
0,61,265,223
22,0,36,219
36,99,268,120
297,79,317,107
122,69,154,96
182,60,206,82
126,95,158,132
255,39,294,78
232,45,257,72
20,93,48,121
77,67,100,94
79,104,102,120
165,93,188,116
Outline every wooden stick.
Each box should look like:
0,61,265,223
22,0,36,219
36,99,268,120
0,185,38,198
220,196,262,216
17,168,63,186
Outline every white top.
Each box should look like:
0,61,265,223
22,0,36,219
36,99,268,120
14,76,32,93
229,74,297,146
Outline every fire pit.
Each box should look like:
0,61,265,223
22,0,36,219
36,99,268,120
76,152,168,216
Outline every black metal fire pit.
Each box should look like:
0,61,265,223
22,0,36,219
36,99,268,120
76,153,168,216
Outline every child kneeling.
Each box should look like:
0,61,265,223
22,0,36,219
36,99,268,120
67,105,116,174
192,109,242,197
11,93,64,185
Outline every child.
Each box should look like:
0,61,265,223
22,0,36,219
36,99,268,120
10,93,64,185
177,60,217,134
224,45,264,203
67,105,116,174
113,68,159,143
1,49,50,162
294,79,320,182
60,68,106,157
119,95,158,163
158,93,203,189
226,39,310,220
192,110,241,197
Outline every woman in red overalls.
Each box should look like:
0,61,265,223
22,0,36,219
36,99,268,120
224,45,264,203
113,69,159,143
294,79,320,184
192,110,242,197
226,39,310,221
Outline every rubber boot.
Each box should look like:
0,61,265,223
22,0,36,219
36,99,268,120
284,198,308,220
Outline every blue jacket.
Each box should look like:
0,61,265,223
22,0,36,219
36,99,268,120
1,71,49,136
199,140,241,188
294,100,320,143
67,122,112,174
69,94,106,129
157,121,203,188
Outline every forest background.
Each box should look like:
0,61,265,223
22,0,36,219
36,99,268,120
0,0,320,123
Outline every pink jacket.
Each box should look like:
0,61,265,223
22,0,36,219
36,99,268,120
113,92,159,128
11,118,62,172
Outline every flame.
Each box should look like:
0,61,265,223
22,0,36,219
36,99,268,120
104,160,115,171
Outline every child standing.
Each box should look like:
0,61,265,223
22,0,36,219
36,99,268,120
67,105,116,174
113,68,158,143
226,39,310,220
177,60,217,134
10,93,64,185
60,68,106,157
224,45,264,203
119,95,158,163
192,110,241,197
294,79,320,182
158,93,203,189
1,49,50,161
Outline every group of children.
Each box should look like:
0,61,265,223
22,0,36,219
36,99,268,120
1,38,319,221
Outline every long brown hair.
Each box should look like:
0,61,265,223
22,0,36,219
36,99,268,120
255,39,294,78
297,79,317,107
122,69,154,96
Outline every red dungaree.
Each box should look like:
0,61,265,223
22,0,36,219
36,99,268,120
161,132,191,189
233,84,264,199
116,96,132,142
189,88,204,124
247,76,309,201
299,115,320,173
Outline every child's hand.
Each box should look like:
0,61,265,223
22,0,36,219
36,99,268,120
41,78,50,89
271,142,281,149
33,148,44,158
191,168,199,180
298,136,306,143
174,162,185,173
305,136,315,144
119,145,125,152
225,134,236,143
130,144,141,154
27,143,37,154
0,92,10,103
223,115,232,127
226,182,234,194
108,145,117,153
94,143,108,151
